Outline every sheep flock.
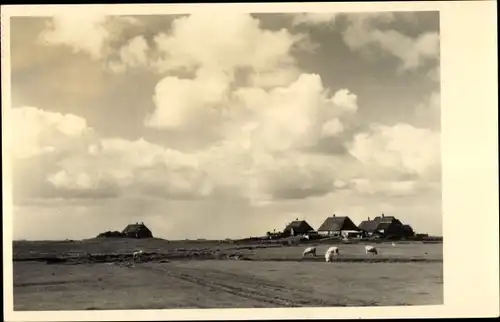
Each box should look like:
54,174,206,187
302,245,380,262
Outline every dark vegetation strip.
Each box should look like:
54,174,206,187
13,253,443,264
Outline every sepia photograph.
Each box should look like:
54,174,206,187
2,1,498,321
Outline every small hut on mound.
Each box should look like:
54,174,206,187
122,222,153,239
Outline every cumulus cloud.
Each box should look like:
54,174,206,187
343,22,439,71
102,12,309,93
291,13,340,26
15,10,441,209
12,104,440,205
116,35,150,68
321,118,344,137
39,14,140,60
247,66,302,89
151,13,301,75
232,74,360,152
145,68,360,154
331,88,358,113
50,137,208,199
144,69,231,130
10,107,94,160
347,123,441,180
291,12,439,72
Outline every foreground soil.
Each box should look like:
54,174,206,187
14,260,443,310
12,239,443,310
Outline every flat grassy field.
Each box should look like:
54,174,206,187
12,239,443,310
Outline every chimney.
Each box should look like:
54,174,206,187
368,216,370,221
333,213,336,217
296,218,298,221
382,213,385,218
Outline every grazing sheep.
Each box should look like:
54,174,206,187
302,246,317,257
365,245,378,255
392,242,396,247
133,249,144,260
325,246,339,262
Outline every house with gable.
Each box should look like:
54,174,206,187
283,219,315,237
359,213,415,239
317,214,361,238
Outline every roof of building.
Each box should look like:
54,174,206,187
358,220,379,232
122,223,151,234
373,215,396,223
284,220,314,233
317,215,359,232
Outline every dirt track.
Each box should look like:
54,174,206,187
140,263,358,307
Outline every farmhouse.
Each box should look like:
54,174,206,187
122,222,153,239
317,214,361,238
359,213,415,238
283,219,314,237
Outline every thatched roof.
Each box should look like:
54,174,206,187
317,215,359,232
283,220,314,234
122,223,152,236
358,220,379,232
373,215,396,222
402,224,414,233
360,214,406,232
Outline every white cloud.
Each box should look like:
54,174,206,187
144,69,231,130
331,88,358,113
342,15,440,71
48,137,207,199
292,12,439,72
40,14,109,60
10,107,93,159
117,36,150,68
232,74,358,152
347,123,441,180
291,13,340,26
151,13,301,75
39,14,141,61
48,170,95,190
321,118,344,137
247,66,302,89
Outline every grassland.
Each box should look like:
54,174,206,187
12,238,443,310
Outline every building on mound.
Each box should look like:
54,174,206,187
122,222,153,239
283,219,314,237
358,213,415,239
317,214,361,238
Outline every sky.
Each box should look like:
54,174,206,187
9,11,441,240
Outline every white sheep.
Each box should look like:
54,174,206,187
302,246,317,257
392,242,396,247
325,246,339,262
133,249,144,260
365,245,378,255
